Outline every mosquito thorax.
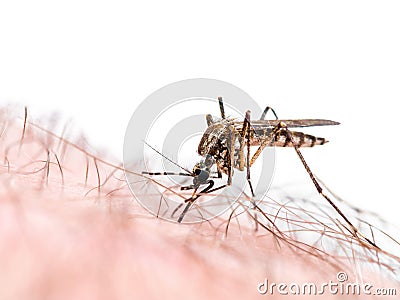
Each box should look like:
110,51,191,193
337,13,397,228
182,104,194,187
197,122,226,157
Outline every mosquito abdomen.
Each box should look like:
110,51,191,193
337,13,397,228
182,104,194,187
273,130,327,147
250,129,327,147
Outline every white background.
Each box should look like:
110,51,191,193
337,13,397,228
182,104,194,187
0,1,399,226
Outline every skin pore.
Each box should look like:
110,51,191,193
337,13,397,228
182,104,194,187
0,106,399,300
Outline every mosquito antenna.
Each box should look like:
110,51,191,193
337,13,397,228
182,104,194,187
143,141,194,176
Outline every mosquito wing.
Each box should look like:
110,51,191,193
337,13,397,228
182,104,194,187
248,119,340,128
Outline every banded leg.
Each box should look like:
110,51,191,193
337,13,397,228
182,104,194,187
272,122,379,249
177,187,199,223
238,111,249,171
245,110,255,198
217,96,238,184
142,171,192,177
249,125,279,167
181,184,196,191
226,124,235,186
244,111,259,230
218,96,226,119
143,171,194,191
237,110,257,197
260,106,279,120
176,180,227,223
216,165,222,179
248,106,279,166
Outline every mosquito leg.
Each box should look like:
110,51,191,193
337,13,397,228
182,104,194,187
226,124,235,186
176,186,198,222
244,111,258,231
200,184,227,195
186,180,214,200
177,201,193,223
142,171,191,177
178,180,216,223
237,136,245,171
171,203,184,219
217,165,222,179
175,180,228,223
250,106,279,165
260,106,279,120
276,122,379,249
217,96,232,183
244,111,255,198
238,111,249,171
218,96,226,119
142,171,194,191
181,184,195,191
249,125,279,167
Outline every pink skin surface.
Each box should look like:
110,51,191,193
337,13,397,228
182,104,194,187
0,106,398,300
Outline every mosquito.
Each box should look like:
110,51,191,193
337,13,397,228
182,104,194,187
143,97,378,249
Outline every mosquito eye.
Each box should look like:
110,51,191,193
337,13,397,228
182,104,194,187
194,168,201,175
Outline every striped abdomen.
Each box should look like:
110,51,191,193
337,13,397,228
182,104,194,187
251,129,327,147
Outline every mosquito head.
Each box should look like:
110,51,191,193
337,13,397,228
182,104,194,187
192,155,214,186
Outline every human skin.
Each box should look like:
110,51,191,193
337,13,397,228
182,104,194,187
0,106,398,300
